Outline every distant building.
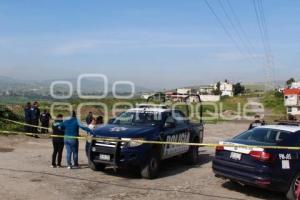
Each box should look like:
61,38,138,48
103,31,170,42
277,87,285,93
165,89,195,102
214,80,233,97
200,95,220,102
284,88,300,115
199,85,214,94
177,88,192,95
5,90,11,96
291,82,300,89
140,93,153,100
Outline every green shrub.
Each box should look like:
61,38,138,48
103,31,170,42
262,92,285,116
0,105,23,133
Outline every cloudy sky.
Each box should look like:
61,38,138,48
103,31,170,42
0,0,300,89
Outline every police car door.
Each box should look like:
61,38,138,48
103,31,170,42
273,132,300,184
161,111,190,159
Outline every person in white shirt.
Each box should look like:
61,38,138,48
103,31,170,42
88,117,97,130
86,116,104,156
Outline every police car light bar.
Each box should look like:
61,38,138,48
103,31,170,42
136,104,170,109
274,120,300,126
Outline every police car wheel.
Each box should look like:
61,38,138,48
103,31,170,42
286,172,300,200
88,160,106,171
185,144,199,165
141,152,160,179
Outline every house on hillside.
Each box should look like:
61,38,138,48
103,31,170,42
177,88,192,95
214,80,234,97
277,87,285,93
199,85,214,94
165,88,201,102
291,82,300,89
284,88,300,115
140,93,153,100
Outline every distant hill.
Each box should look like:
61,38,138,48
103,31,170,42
0,76,154,97
244,80,287,92
0,75,291,98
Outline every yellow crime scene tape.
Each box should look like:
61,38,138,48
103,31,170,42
1,118,51,131
1,118,300,150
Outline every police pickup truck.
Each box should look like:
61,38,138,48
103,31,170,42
88,104,204,179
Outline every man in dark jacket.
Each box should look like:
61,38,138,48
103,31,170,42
24,102,32,132
85,112,93,125
40,109,52,133
30,101,40,133
52,114,64,168
249,115,265,130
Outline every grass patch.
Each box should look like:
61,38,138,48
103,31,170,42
0,104,23,132
219,96,248,111
262,91,286,121
0,96,252,127
262,91,285,114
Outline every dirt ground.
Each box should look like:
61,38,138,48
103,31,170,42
0,122,285,200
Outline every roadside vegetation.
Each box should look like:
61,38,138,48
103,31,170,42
200,95,250,123
261,91,286,121
0,87,266,133
0,105,23,134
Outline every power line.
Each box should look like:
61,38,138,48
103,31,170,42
253,0,268,55
225,0,257,58
204,0,252,63
258,0,274,65
217,0,257,61
253,0,275,89
258,0,275,88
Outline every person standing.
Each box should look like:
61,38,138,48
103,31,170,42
40,109,52,133
248,115,265,130
85,116,104,156
60,111,91,169
87,116,103,130
51,114,64,168
24,102,32,133
95,115,104,125
30,101,40,134
85,112,93,125
87,117,97,130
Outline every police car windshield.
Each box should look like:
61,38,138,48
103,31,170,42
112,111,163,126
233,128,292,145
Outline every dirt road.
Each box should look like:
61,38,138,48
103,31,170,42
0,122,284,200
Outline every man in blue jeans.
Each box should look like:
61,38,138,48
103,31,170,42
60,111,91,169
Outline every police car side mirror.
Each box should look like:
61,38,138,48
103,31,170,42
164,122,176,129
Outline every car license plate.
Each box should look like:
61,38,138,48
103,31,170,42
99,154,110,161
230,152,241,160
